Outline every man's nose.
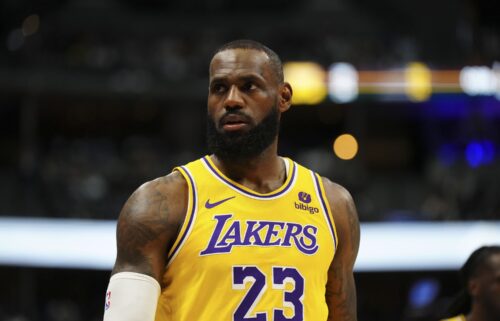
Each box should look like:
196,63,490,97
224,85,244,109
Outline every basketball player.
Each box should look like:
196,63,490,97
441,246,500,321
103,40,360,321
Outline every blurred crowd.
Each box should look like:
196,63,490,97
1,129,498,221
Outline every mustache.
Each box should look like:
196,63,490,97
218,110,253,127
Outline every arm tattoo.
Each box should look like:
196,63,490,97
326,188,360,321
346,200,360,255
326,264,356,321
112,175,178,277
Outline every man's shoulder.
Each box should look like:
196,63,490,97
319,176,353,206
317,175,359,253
118,172,188,238
113,171,189,277
135,171,188,200
285,157,353,208
121,171,188,223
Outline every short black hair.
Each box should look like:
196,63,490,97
443,245,500,317
213,39,284,83
461,245,500,282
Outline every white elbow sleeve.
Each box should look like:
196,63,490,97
103,272,161,321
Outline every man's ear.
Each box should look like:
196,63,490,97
278,82,293,112
468,279,479,297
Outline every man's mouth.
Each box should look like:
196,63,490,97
220,113,251,131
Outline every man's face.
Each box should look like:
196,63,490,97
206,48,282,160
471,253,500,317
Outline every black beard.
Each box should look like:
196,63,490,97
207,106,280,162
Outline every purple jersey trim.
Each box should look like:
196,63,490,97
167,166,197,263
202,156,297,200
312,172,337,249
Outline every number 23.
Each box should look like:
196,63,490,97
232,266,304,321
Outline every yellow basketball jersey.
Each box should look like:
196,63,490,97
155,156,338,321
441,315,466,321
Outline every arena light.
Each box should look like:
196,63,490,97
493,62,500,100
465,140,495,168
328,63,359,103
459,66,497,96
405,62,432,102
283,62,327,105
0,217,116,269
0,218,499,271
356,221,500,271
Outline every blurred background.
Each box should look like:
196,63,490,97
0,0,499,320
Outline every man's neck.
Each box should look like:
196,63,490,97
467,304,499,321
211,144,286,194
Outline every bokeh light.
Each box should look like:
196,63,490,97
283,62,327,105
328,63,359,103
333,134,359,160
405,62,432,102
465,140,496,168
460,66,497,96
22,14,40,36
408,278,440,309
6,29,24,51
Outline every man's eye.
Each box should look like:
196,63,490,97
242,82,256,91
212,84,226,93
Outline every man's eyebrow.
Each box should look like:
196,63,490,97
209,76,227,85
239,74,265,83
210,73,266,84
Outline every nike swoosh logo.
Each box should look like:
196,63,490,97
205,196,235,209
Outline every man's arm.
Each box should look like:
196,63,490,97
323,178,360,321
112,171,187,280
104,171,187,320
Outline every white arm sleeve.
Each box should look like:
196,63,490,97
103,272,161,321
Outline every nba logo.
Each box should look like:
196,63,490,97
105,291,111,310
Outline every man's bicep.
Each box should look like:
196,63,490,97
323,179,360,321
112,173,187,282
113,200,167,279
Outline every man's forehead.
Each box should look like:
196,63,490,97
478,253,500,276
489,253,500,270
209,48,272,79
